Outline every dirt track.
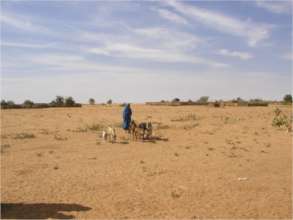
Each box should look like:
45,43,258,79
1,104,292,219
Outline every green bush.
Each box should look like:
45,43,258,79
283,94,292,104
65,97,75,107
23,100,34,108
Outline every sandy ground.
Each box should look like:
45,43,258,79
1,104,292,219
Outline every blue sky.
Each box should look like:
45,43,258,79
1,0,292,103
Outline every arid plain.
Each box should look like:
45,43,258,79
1,104,292,219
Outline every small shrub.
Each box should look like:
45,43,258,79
272,114,289,128
272,108,291,129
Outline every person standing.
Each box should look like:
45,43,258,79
122,103,132,131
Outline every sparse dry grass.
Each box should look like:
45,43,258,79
1,104,291,219
13,133,35,139
1,144,11,153
54,134,68,141
171,113,197,122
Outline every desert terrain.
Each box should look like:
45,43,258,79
1,104,292,219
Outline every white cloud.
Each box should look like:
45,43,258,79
1,42,54,49
218,49,253,60
25,53,144,74
157,8,188,25
255,0,292,14
0,12,50,33
133,27,202,50
88,42,227,67
78,26,226,68
283,52,293,61
165,0,271,46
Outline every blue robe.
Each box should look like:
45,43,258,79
122,105,132,130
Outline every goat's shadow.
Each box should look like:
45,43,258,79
1,203,91,219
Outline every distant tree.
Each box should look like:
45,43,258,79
249,98,263,103
55,96,65,106
188,99,193,103
160,100,165,103
235,97,246,103
65,97,75,107
89,98,95,105
7,101,15,106
1,100,7,107
1,100,16,109
197,96,209,103
23,100,34,108
172,98,180,103
6,100,15,107
283,94,292,103
107,99,112,105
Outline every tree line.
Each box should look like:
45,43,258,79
1,96,81,109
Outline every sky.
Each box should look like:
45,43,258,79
0,0,292,103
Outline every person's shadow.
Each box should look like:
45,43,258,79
1,203,91,219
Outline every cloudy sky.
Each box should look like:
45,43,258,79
1,0,292,103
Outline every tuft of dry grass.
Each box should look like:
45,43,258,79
39,129,50,135
70,123,104,133
171,114,197,122
1,144,11,153
1,134,8,139
13,133,35,139
54,134,67,141
183,123,199,130
113,122,122,128
70,127,88,132
86,123,103,131
157,124,170,129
